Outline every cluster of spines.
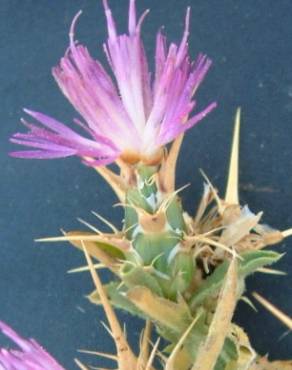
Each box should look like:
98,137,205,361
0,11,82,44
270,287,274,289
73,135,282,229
39,110,292,369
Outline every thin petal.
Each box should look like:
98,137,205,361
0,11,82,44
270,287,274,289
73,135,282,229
0,321,65,370
158,102,217,145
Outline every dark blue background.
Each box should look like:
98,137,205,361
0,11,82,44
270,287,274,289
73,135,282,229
1,0,292,368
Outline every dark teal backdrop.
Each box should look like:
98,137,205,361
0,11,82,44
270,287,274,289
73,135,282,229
1,0,292,368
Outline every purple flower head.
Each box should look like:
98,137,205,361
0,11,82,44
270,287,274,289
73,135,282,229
10,0,216,166
0,321,65,370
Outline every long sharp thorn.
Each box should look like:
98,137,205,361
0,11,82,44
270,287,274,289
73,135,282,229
94,165,126,202
67,263,105,274
74,358,89,370
145,338,160,370
225,108,241,205
36,234,129,251
282,228,292,238
100,321,113,338
77,217,102,234
253,292,292,330
138,321,152,369
240,296,258,312
191,235,241,259
192,258,238,370
81,242,137,369
199,169,224,214
160,134,184,193
91,211,119,233
82,242,123,335
159,183,190,213
256,267,287,276
78,349,117,361
165,314,201,370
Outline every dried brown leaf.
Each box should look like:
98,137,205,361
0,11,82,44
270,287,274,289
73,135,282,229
191,258,238,370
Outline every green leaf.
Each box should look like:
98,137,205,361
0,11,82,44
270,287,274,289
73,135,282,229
94,241,125,260
132,231,180,272
136,164,158,199
127,188,153,213
121,264,163,296
158,311,209,370
214,338,238,370
124,187,155,238
124,201,138,239
166,197,186,231
88,282,143,318
190,250,282,308
168,252,196,299
127,286,192,332
239,250,283,277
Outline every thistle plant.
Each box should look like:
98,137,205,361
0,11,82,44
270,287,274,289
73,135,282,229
7,1,292,370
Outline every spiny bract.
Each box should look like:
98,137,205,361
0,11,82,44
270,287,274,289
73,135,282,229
41,110,292,370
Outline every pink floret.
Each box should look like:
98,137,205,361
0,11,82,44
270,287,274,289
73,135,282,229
0,321,65,370
11,0,216,166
